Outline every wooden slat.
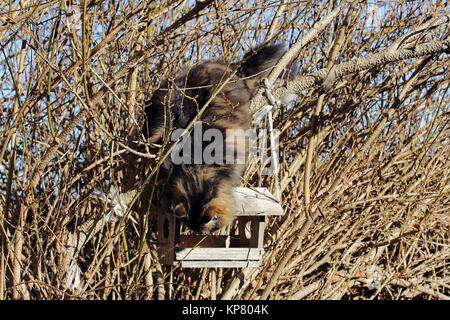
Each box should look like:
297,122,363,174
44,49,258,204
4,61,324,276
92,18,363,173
233,187,283,216
176,248,263,261
178,260,261,268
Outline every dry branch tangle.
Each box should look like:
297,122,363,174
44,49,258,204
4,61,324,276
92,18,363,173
251,37,450,112
1,1,448,300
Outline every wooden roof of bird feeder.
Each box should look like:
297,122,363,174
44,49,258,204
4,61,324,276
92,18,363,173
157,187,284,268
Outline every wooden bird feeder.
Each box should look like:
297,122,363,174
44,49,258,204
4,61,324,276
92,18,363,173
157,187,283,268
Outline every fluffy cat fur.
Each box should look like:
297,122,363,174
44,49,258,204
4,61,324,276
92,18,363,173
144,44,284,234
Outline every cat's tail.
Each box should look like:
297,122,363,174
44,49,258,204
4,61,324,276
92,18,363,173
238,43,285,91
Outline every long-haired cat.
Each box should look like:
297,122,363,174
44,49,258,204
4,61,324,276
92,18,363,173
144,44,284,233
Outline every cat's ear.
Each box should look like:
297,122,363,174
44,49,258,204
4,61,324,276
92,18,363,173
173,202,187,218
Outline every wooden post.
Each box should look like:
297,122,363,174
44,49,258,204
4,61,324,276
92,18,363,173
157,208,179,265
238,216,265,248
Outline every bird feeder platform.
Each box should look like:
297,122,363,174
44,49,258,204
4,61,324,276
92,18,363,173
157,187,283,268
